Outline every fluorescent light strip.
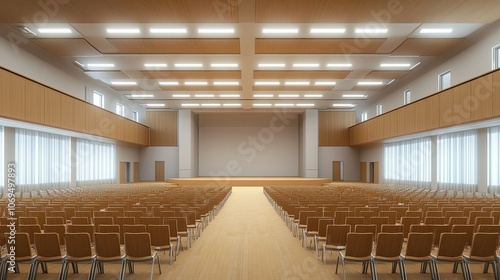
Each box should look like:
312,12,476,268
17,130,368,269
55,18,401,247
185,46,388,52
327,63,352,67
87,63,114,67
380,63,411,67
285,81,310,86
262,28,299,34
223,103,241,107
175,63,203,68
130,94,154,98
198,28,234,34
182,104,200,107
195,94,214,98
296,104,315,107
357,81,384,85
355,28,388,33
219,94,240,98
144,63,167,67
211,63,238,68
410,62,421,70
111,81,137,85
420,28,453,34
275,104,294,107
279,94,299,98
255,82,280,86
253,94,273,98
74,61,85,68
332,104,356,107
173,94,190,98
315,81,336,85
38,28,72,34
185,82,208,86
310,28,345,34
106,28,140,34
388,79,395,85
293,63,319,67
201,104,221,107
150,28,187,34
159,81,179,86
343,94,367,98
145,104,165,107
304,94,323,98
214,81,240,86
253,104,272,107
258,63,285,68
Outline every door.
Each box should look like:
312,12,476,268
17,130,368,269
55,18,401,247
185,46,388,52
360,162,367,183
119,162,127,184
332,161,343,181
155,161,165,181
133,162,139,182
373,162,379,184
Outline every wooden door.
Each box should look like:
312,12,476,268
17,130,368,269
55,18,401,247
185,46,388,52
360,162,367,183
332,161,342,181
119,162,127,184
133,162,139,182
155,161,165,181
373,162,379,184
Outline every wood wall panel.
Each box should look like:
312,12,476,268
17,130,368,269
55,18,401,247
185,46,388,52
438,88,454,127
453,83,471,125
319,111,355,146
493,71,500,117
360,162,367,183
146,111,178,146
133,162,139,182
25,80,45,124
44,88,61,127
73,100,87,132
470,73,493,121
0,68,26,120
59,94,75,130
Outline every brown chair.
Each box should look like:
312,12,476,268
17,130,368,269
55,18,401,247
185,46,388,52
18,224,41,247
148,225,174,265
63,232,96,277
451,224,474,247
322,224,350,265
32,233,66,279
424,216,446,225
139,217,161,228
474,216,494,232
43,224,66,247
462,233,500,280
401,232,435,278
92,232,126,279
303,216,322,249
19,217,38,225
380,224,403,233
400,216,421,239
432,224,451,248
336,232,375,280
430,232,467,280
93,217,114,230
345,217,364,235
1,233,36,279
371,233,405,279
123,233,161,280
370,217,389,236
67,224,95,244
379,211,397,224
98,224,120,234
315,218,334,258
70,217,89,225
46,217,65,225
355,224,377,242
122,224,146,233
163,218,181,256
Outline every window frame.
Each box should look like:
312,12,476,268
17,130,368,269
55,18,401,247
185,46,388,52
438,70,451,91
376,104,383,116
93,91,104,108
493,44,500,70
115,103,125,116
404,89,411,105
132,110,139,122
361,111,368,122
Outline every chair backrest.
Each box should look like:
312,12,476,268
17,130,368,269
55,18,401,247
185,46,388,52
370,216,389,235
98,224,120,233
474,216,494,231
34,232,62,258
139,217,161,227
93,217,114,228
469,233,499,258
354,224,377,240
401,216,421,238
163,218,179,237
433,224,451,247
325,224,350,246
379,211,397,224
334,211,353,224
67,224,95,243
18,224,41,245
172,217,188,232
424,216,446,225
19,216,38,225
148,225,171,247
405,232,434,258
436,232,467,257
317,218,334,237
477,224,500,233
375,233,404,258
123,224,147,233
381,224,403,233
116,216,135,226
451,224,474,246
71,216,89,225
345,217,364,232
43,224,66,246
425,211,443,217
410,224,434,233
4,232,32,258
344,233,373,258
298,211,316,226
124,232,152,258
306,216,322,232
65,232,93,258
46,216,65,225
94,232,122,258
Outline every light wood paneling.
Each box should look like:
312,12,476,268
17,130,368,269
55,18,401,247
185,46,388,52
142,70,241,80
147,111,178,146
119,162,127,184
133,162,139,182
155,161,165,181
404,103,416,135
438,88,455,127
470,73,493,121
414,95,439,132
32,39,101,56
104,39,240,54
319,111,355,146
25,79,45,124
59,94,76,130
44,88,61,127
451,83,471,125
73,100,87,133
392,38,464,56
255,39,386,54
253,71,351,79
0,68,26,120
332,161,342,181
494,71,500,117
360,162,367,183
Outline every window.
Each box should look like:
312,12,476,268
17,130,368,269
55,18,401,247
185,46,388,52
0,126,3,189
76,139,116,185
361,111,368,122
437,130,477,192
438,70,451,91
493,44,500,70
376,104,383,116
404,89,411,105
93,91,104,108
488,126,500,190
15,129,71,191
132,111,139,122
383,137,432,188
116,103,124,116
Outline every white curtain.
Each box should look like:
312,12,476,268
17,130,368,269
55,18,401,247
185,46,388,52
488,126,500,192
15,128,71,192
383,137,432,188
437,130,477,192
0,126,3,191
76,138,116,186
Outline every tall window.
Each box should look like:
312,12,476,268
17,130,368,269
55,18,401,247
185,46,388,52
437,130,477,192
488,126,500,191
132,111,139,122
438,70,451,91
76,139,116,186
15,129,71,191
404,89,411,105
93,91,104,108
376,104,383,116
493,44,500,70
361,111,368,122
384,137,432,188
116,103,124,116
0,126,3,190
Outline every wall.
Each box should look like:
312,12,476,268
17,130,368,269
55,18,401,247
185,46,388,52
318,147,360,181
139,147,179,181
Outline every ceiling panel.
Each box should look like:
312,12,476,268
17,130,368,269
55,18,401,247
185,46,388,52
255,39,386,54
32,39,101,56
142,71,242,79
110,85,145,91
252,86,335,91
351,86,389,91
364,71,411,80
255,0,500,23
254,71,351,79
157,86,242,91
0,0,238,23
391,38,464,56
101,39,240,54
84,71,130,80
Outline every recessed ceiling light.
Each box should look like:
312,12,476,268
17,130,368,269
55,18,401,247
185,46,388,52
293,63,319,68
173,94,190,98
74,61,85,68
410,62,421,70
315,81,336,85
420,28,453,34
327,63,352,67
220,94,240,98
254,81,280,86
182,103,200,107
275,104,294,107
159,81,179,86
144,63,167,67
258,63,286,68
253,104,273,107
380,63,411,67
87,63,115,67
195,94,214,97
357,81,384,86
130,94,154,98
211,63,238,68
37,28,72,34
145,104,165,107
175,63,203,68
214,81,240,86
296,104,315,107
285,81,310,86
262,28,299,34
355,28,388,33
185,82,208,86
106,28,140,34
332,104,356,107
198,28,234,34
279,94,299,98
343,94,367,98
223,103,241,107
304,94,323,98
150,28,187,34
388,79,395,85
111,81,137,85
201,104,221,107
310,28,346,34
253,94,273,98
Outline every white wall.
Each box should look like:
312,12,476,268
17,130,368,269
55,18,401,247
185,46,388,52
302,109,319,177
139,147,179,181
318,147,360,181
198,112,299,176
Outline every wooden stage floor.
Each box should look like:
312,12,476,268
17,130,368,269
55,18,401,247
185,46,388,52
166,176,331,186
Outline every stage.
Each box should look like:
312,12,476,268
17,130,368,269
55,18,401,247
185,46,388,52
166,176,331,186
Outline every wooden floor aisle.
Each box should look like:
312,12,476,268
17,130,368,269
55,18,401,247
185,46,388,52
7,187,495,279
